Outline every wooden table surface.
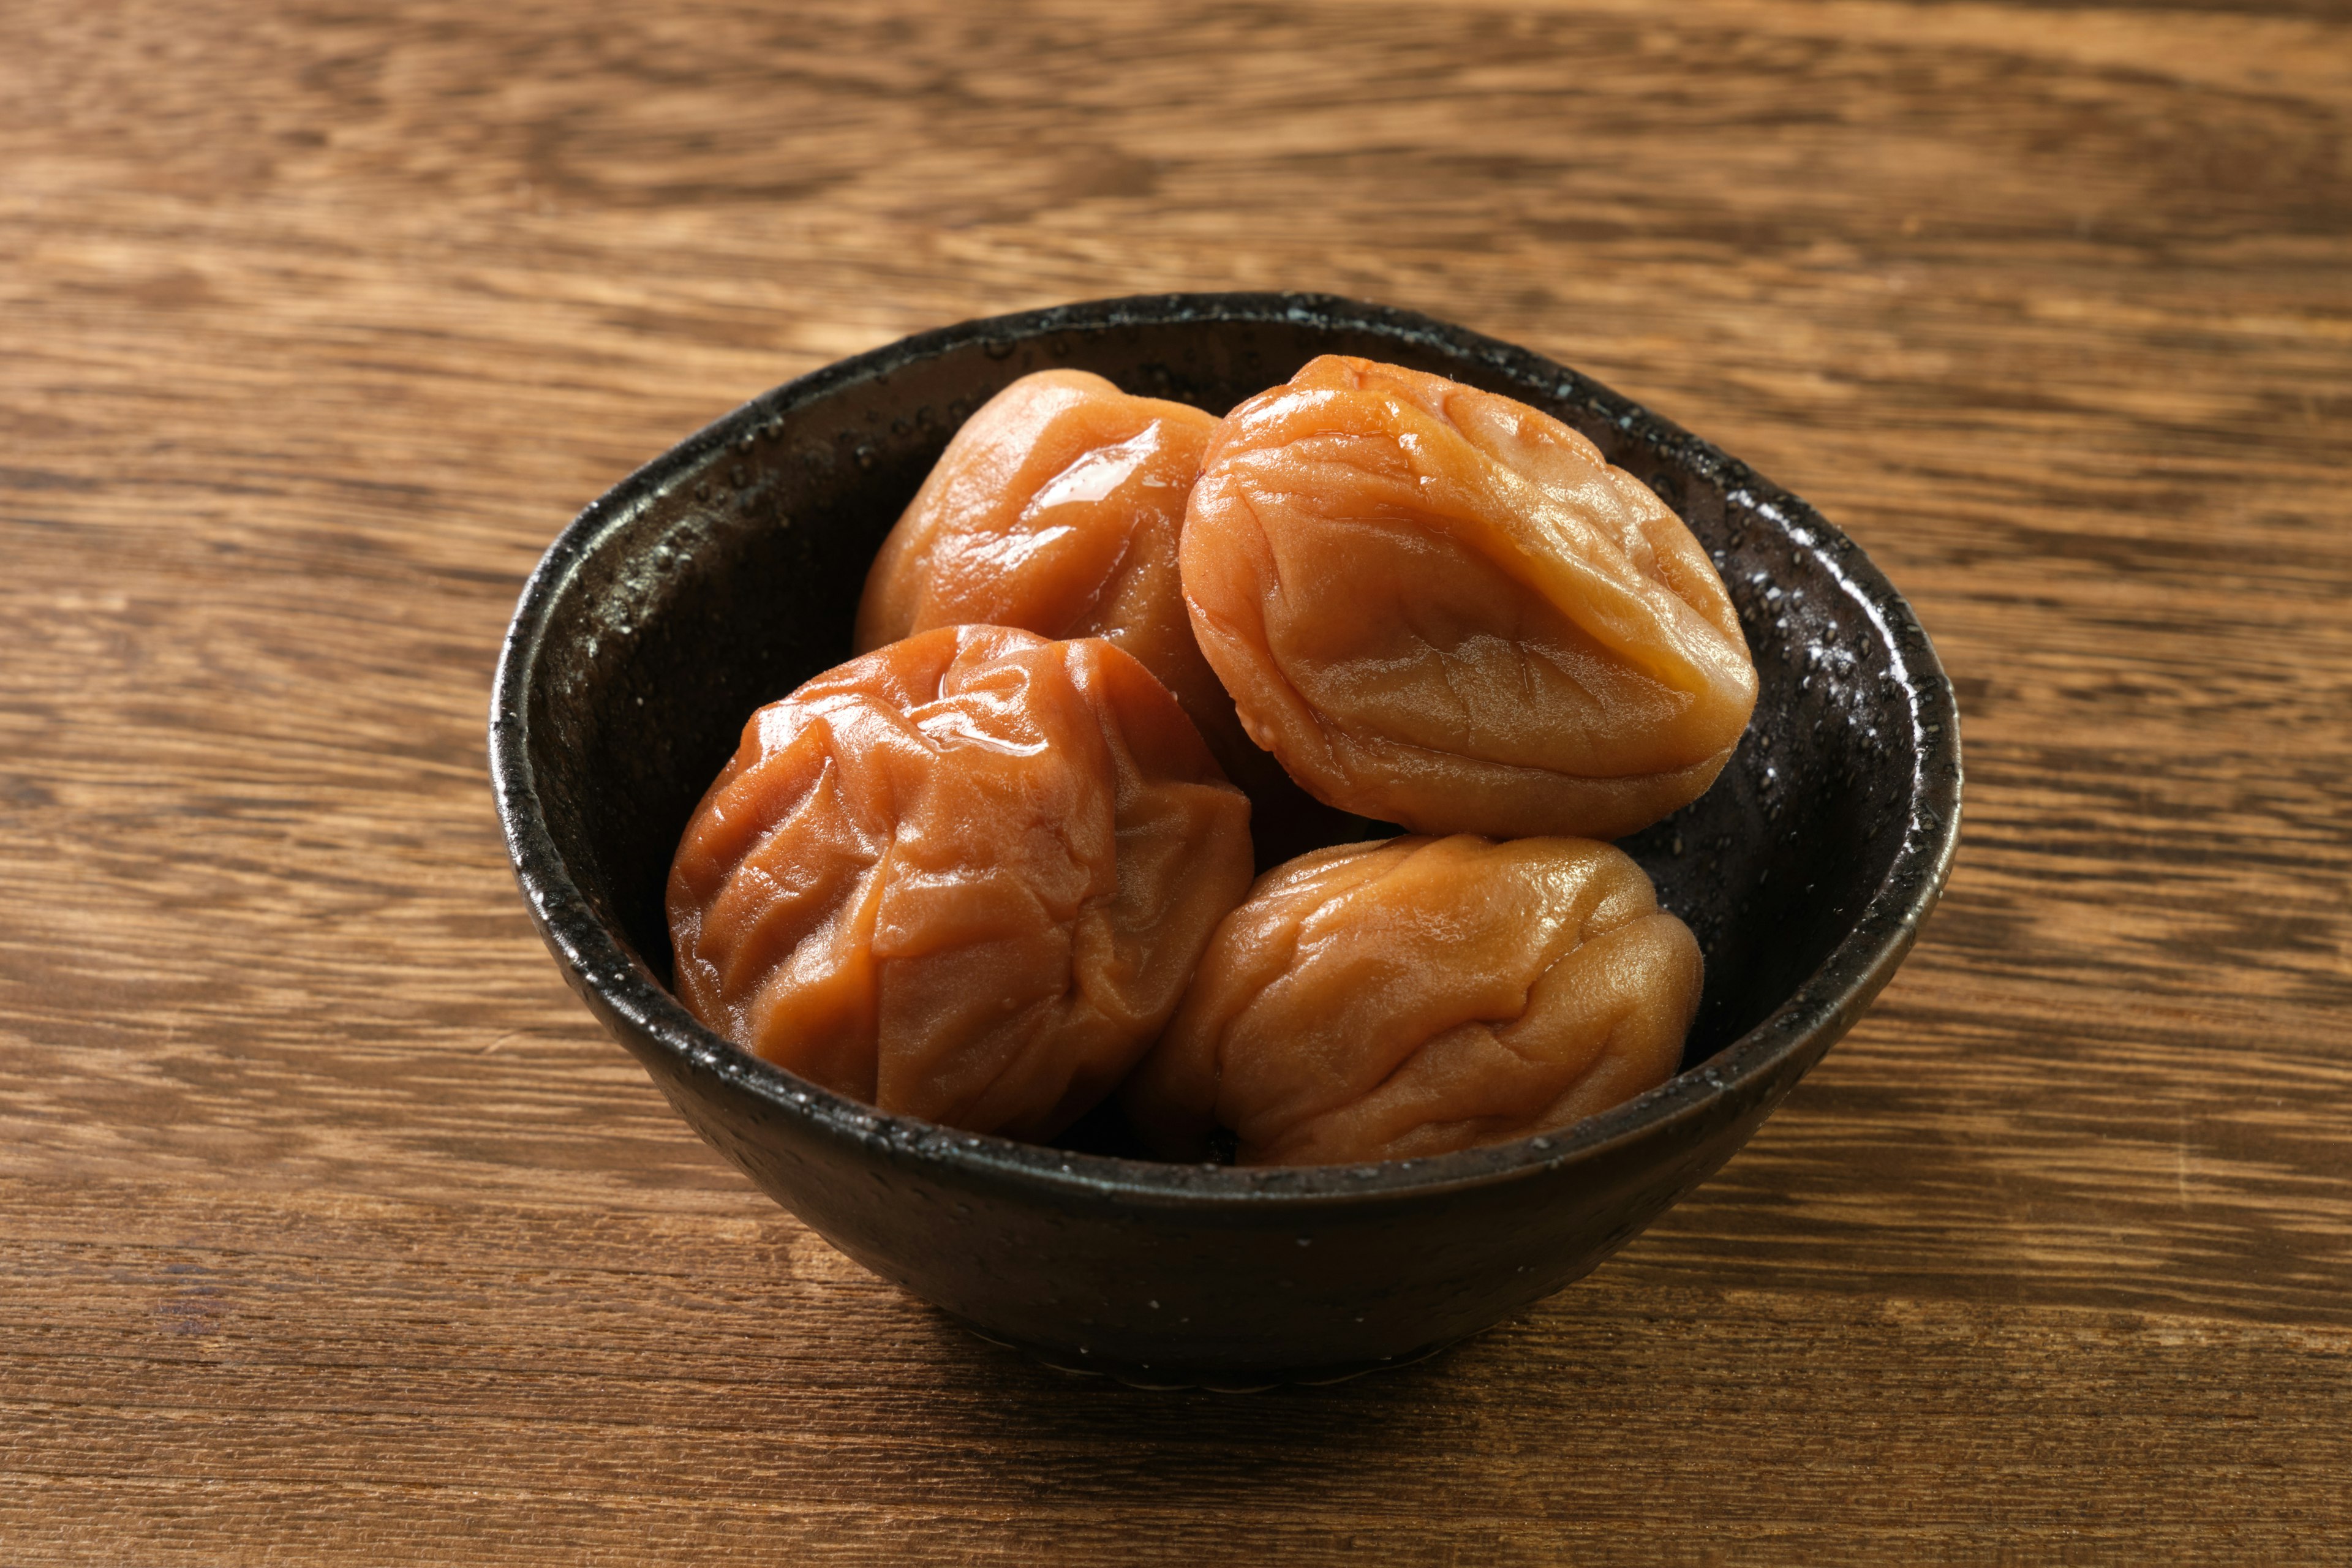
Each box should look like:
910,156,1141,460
6,1,2348,1561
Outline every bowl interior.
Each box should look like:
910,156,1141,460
516,295,1937,1157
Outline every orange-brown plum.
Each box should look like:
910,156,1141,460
668,625,1253,1141
853,371,1261,779
1180,356,1758,840
1121,834,1699,1166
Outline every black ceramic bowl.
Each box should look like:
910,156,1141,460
490,293,1961,1389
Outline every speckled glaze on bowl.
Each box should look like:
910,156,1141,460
489,293,1961,1390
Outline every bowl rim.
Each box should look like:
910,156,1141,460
489,290,1963,1210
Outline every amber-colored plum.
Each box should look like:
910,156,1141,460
1121,834,1699,1167
1180,356,1758,840
667,625,1253,1141
853,371,1266,780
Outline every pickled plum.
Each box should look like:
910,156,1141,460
1121,834,1699,1166
666,625,1253,1140
1180,356,1758,840
854,370,1263,786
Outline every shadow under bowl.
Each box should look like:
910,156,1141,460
489,292,1962,1389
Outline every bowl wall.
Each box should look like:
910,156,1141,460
492,293,1961,1385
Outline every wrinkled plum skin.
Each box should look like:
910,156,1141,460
667,625,1254,1142
853,371,1265,787
1180,356,1760,840
1122,835,1699,1167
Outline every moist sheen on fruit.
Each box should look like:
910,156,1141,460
856,366,1362,862
1179,355,1758,840
853,370,1258,782
667,624,1254,1141
1121,834,1700,1166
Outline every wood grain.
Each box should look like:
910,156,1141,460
3,0,2347,1561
